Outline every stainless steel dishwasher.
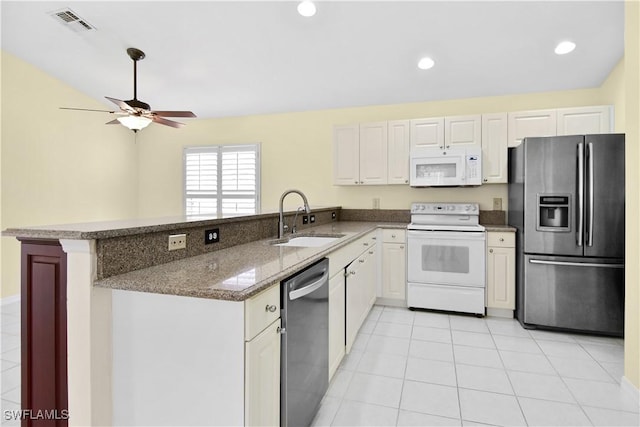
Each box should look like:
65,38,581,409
281,258,329,427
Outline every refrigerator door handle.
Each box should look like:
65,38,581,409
587,142,594,247
576,142,584,247
529,259,624,269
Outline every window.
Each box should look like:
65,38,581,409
184,144,260,217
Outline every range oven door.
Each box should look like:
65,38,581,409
407,230,486,287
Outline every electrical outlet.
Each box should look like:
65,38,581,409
331,211,336,220
205,228,220,244
310,214,316,223
168,234,186,251
302,216,309,224
493,197,503,211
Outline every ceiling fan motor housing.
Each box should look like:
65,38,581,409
126,99,151,111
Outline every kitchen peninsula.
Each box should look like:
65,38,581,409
3,207,409,426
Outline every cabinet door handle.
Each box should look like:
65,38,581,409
359,258,365,263
265,304,277,313
360,181,364,184
368,251,374,255
277,327,286,335
489,249,494,253
499,238,504,242
405,180,409,184
354,181,359,184
400,245,404,249
391,234,396,238
372,237,377,240
363,242,369,246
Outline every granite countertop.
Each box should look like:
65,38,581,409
94,221,407,302
483,224,517,232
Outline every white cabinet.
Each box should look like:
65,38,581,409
507,109,557,147
328,271,345,381
486,232,516,317
410,117,444,149
245,320,280,427
333,122,388,185
481,113,509,184
387,120,411,184
381,229,406,302
557,105,613,135
359,122,388,184
345,234,377,353
112,285,281,426
333,124,360,185
445,115,482,149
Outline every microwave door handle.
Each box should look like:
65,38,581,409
576,142,584,247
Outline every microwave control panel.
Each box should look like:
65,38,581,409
466,154,481,183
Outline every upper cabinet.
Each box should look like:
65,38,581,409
481,113,508,184
387,120,411,184
507,109,557,147
333,122,388,185
333,124,360,185
557,105,613,136
508,105,613,147
445,115,482,149
409,117,444,149
334,105,613,186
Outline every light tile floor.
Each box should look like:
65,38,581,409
1,301,638,427
313,305,639,427
1,301,21,427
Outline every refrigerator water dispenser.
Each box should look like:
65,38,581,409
537,195,569,231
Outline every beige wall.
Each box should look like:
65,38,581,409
0,51,139,298
136,88,607,217
624,0,640,390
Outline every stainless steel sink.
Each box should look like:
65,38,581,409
271,234,344,247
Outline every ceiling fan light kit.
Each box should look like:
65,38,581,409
60,47,196,132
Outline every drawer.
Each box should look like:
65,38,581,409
487,232,515,248
382,229,406,243
328,230,377,277
245,284,280,341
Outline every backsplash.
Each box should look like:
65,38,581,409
96,207,341,279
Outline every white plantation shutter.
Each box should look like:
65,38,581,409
184,144,260,217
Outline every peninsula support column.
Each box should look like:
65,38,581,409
59,240,112,427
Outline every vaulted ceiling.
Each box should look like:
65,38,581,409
1,1,624,119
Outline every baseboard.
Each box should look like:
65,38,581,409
621,376,640,402
486,308,514,318
375,297,407,308
1,294,20,306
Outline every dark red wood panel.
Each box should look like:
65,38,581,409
20,240,68,427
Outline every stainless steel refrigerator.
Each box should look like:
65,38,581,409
508,134,625,336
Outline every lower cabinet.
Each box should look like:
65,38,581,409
112,284,280,426
245,319,281,427
346,242,377,353
328,271,346,380
381,229,406,302
486,231,516,316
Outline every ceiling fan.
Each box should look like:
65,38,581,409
61,47,196,132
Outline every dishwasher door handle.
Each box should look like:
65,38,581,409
289,271,328,301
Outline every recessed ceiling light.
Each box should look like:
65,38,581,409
297,1,316,17
418,57,435,70
555,41,576,55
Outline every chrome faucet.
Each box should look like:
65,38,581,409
279,189,311,238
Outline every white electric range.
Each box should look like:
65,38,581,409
407,202,486,315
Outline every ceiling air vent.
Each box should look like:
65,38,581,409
49,8,95,32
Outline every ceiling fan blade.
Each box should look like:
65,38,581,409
106,119,121,125
105,96,135,112
151,111,197,118
60,107,117,113
152,116,185,129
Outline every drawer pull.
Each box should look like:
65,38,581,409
265,304,277,313
372,237,377,240
499,238,504,242
489,249,493,253
392,234,396,238
359,258,365,263
368,251,374,255
363,242,369,246
400,245,404,249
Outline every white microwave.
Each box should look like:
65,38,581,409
410,147,482,187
